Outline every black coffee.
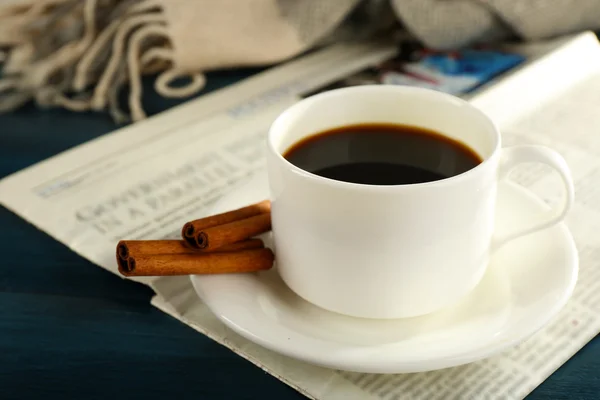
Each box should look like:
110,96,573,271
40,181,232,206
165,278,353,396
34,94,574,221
283,123,482,185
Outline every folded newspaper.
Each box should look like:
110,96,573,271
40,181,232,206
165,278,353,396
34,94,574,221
1,32,600,399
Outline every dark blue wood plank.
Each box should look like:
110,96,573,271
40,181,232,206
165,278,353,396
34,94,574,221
0,292,299,400
0,69,598,400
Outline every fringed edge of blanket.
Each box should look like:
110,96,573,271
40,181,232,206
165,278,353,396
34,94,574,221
0,0,204,123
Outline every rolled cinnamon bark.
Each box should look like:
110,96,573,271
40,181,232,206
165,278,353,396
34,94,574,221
181,200,270,246
194,213,271,250
119,248,275,276
116,251,129,273
117,238,264,260
117,240,192,260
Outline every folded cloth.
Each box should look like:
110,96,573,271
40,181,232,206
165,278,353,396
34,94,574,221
0,0,598,122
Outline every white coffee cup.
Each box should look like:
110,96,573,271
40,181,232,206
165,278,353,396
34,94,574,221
266,85,574,319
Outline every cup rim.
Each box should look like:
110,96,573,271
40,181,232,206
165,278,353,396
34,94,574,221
267,85,501,191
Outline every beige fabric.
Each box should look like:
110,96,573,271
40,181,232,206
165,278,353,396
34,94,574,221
162,0,360,72
390,0,510,49
162,0,305,71
0,0,599,123
481,0,600,39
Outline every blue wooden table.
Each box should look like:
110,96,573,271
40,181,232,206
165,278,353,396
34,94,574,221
0,72,598,399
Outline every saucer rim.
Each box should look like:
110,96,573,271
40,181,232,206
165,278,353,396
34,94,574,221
191,178,578,374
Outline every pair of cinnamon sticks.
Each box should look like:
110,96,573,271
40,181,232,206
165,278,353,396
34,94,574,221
116,200,273,277
181,200,271,250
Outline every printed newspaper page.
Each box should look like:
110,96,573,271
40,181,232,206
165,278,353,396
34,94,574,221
0,33,599,400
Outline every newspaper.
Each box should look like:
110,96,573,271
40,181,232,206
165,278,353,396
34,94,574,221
1,32,599,399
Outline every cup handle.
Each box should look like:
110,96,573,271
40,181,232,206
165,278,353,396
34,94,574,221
491,145,574,251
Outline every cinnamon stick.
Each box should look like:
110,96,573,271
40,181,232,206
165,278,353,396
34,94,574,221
194,212,271,250
181,200,270,247
117,238,264,259
117,240,192,260
118,248,275,277
116,239,264,272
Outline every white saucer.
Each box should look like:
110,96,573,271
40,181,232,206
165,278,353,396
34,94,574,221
191,171,578,374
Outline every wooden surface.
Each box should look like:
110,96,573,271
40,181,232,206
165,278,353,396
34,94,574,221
0,72,598,400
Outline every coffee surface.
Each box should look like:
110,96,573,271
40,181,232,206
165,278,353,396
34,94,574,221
283,123,482,185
